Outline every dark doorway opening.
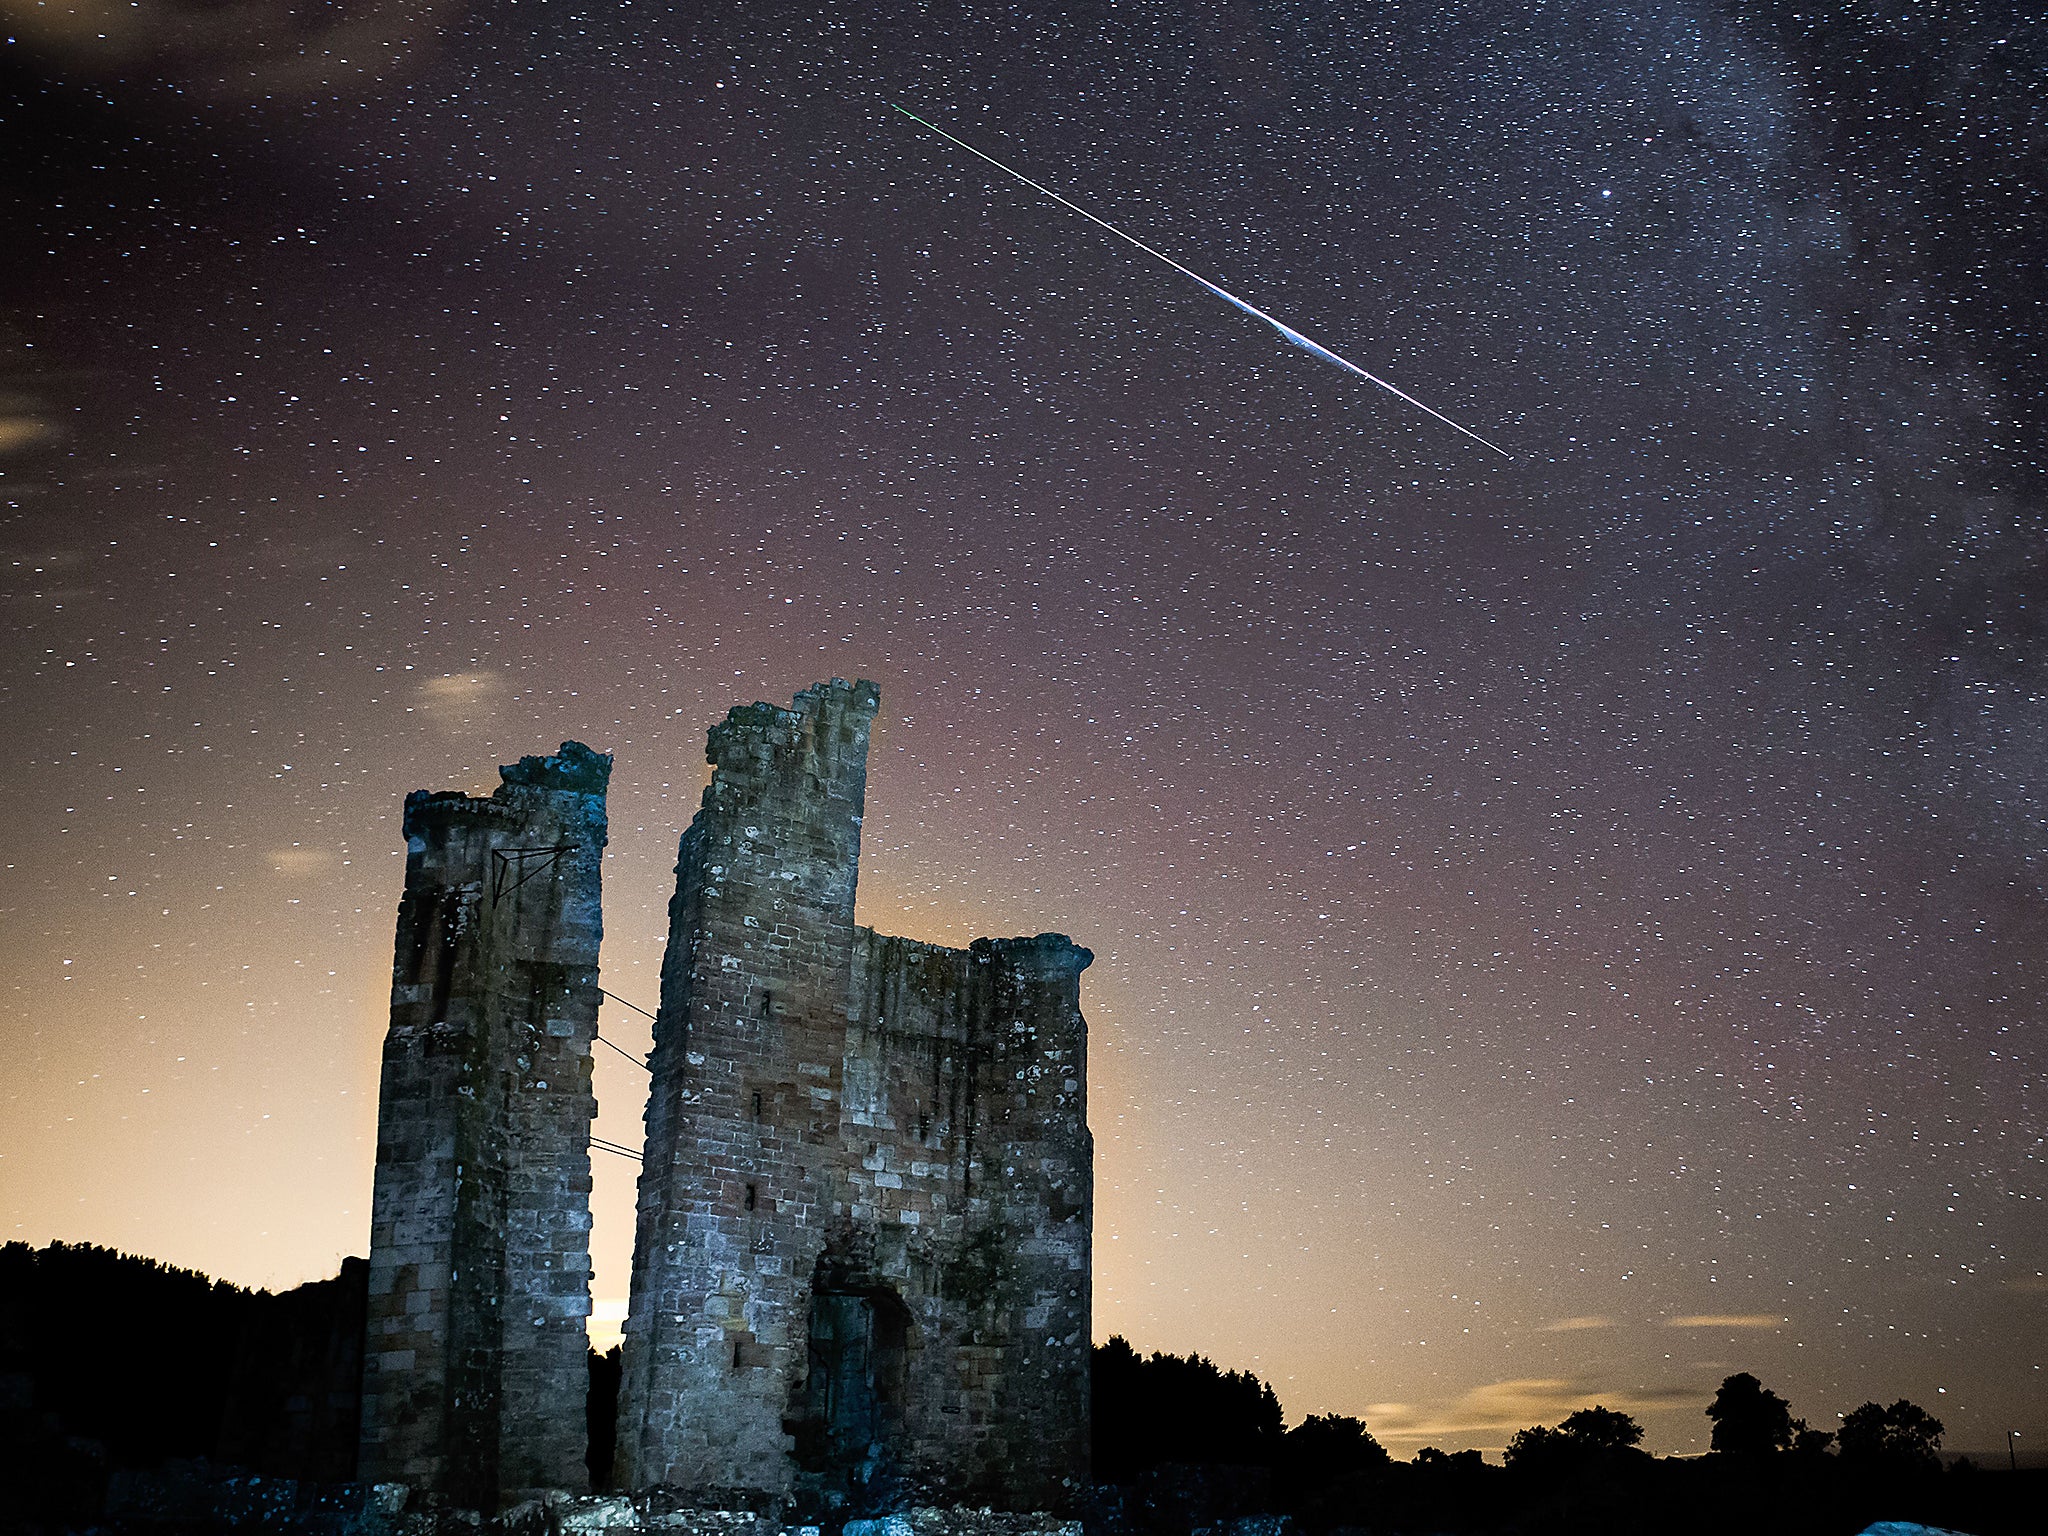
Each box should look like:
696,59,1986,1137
796,1284,911,1508
586,1345,620,1489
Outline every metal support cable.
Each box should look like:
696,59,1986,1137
599,987,658,1022
595,1032,651,1072
594,988,655,1071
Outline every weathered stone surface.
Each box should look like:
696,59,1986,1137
617,682,1093,1511
361,742,613,1505
556,1493,641,1531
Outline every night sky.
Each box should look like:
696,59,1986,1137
4,0,2043,1460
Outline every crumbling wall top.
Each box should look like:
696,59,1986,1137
499,740,613,797
972,933,1094,980
399,741,611,841
400,787,514,839
704,677,880,769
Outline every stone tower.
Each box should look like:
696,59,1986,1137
617,681,1092,1510
360,742,611,1504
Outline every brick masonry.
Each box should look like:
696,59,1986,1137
361,743,612,1504
616,681,1092,1511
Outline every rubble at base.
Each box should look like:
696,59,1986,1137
78,1465,1090,1536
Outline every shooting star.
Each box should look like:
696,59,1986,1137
888,102,1514,461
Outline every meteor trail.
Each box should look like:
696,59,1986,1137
887,102,1514,461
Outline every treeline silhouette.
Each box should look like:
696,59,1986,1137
0,1242,366,1487
1089,1338,2038,1536
3,1245,2036,1536
0,1240,265,1463
1093,1335,1285,1478
3,1243,635,1517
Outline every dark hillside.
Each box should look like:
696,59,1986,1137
0,1240,258,1464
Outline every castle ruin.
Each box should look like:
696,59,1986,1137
361,682,1093,1512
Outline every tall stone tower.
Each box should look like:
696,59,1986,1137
617,682,1092,1510
360,742,611,1504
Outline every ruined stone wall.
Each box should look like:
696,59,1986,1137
617,680,881,1496
617,682,1091,1511
838,930,1092,1506
361,743,611,1504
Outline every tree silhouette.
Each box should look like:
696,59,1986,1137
1412,1446,1484,1470
1395,1446,1501,1530
1091,1337,1285,1479
1502,1424,1568,1473
1705,1372,1794,1456
1557,1406,1645,1454
1504,1406,1645,1481
1788,1416,1836,1458
1276,1412,1391,1491
1838,1399,1944,1472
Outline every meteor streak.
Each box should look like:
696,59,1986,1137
888,102,1514,461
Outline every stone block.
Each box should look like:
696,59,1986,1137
556,1495,640,1532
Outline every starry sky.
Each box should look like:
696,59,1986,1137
4,0,2043,1461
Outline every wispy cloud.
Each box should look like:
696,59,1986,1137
1363,1378,1700,1445
1666,1314,1783,1329
0,413,52,454
0,545,93,606
1538,1316,1615,1333
0,0,466,100
267,845,336,875
418,671,503,706
416,671,507,733
2001,1276,2048,1294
